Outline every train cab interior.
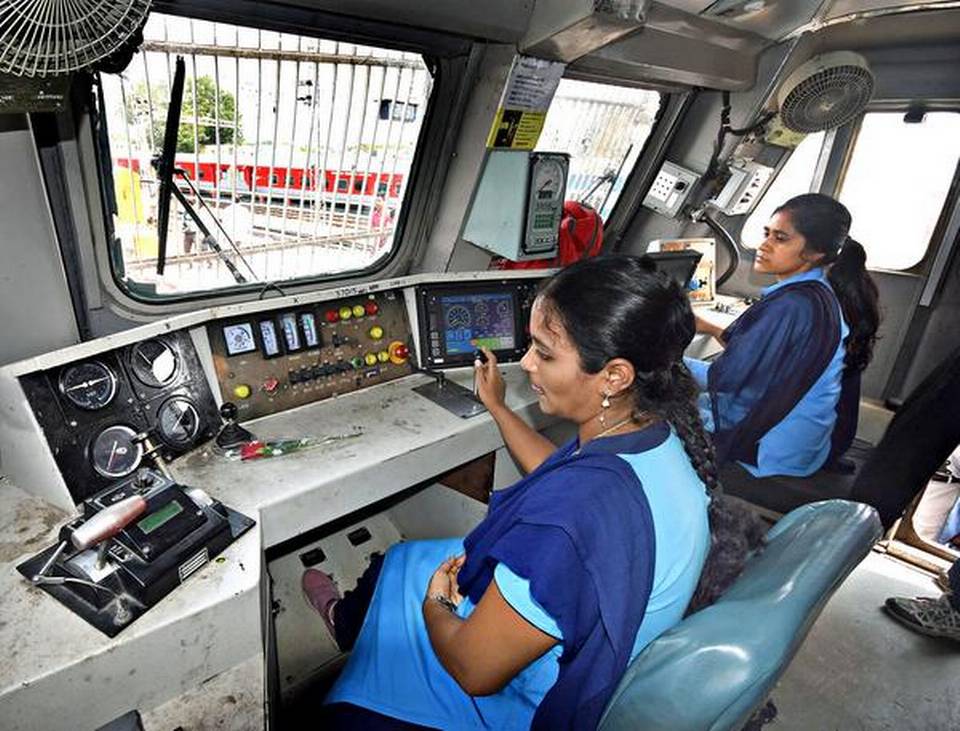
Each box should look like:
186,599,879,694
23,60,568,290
1,0,959,729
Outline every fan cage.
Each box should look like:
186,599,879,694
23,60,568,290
0,0,151,78
780,64,874,134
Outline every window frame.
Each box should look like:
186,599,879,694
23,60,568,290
553,68,678,247
86,0,473,308
832,107,960,275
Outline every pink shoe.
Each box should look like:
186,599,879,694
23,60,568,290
302,569,341,639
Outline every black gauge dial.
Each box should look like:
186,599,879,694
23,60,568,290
157,397,200,447
91,425,143,478
59,361,117,411
130,339,179,388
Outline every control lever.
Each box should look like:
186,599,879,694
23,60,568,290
132,431,174,481
216,401,255,449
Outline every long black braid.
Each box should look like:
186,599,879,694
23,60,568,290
540,255,767,614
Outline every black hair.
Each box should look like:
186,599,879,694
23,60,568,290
774,194,880,371
539,255,767,613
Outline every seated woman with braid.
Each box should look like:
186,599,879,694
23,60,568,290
302,256,764,731
686,194,880,478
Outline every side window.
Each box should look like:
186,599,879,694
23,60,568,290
99,13,434,298
535,79,662,219
740,132,825,249
838,111,960,271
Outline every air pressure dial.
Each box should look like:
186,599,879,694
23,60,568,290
59,361,118,411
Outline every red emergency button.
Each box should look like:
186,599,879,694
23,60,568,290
325,309,340,323
388,341,410,365
365,300,379,316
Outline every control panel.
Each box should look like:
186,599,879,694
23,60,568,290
19,332,221,504
416,279,538,369
209,289,414,421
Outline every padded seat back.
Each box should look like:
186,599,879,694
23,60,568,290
598,500,881,731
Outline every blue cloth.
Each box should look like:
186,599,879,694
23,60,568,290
495,430,710,661
686,268,852,477
327,422,707,730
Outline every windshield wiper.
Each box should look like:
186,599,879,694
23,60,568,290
154,56,257,284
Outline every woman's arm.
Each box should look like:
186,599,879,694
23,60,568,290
474,347,555,473
695,313,727,346
423,558,557,696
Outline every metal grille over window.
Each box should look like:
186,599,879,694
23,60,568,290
536,79,661,219
99,14,432,296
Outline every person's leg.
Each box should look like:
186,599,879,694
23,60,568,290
948,558,960,612
884,558,960,641
303,552,384,652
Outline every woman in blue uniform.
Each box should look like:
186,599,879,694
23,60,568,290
303,256,763,730
686,194,880,478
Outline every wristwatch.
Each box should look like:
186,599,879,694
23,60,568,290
429,593,459,613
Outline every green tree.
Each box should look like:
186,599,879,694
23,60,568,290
125,76,241,153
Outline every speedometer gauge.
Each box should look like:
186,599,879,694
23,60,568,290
91,425,142,478
59,361,117,410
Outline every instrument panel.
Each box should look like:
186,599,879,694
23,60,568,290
208,289,414,421
19,331,220,503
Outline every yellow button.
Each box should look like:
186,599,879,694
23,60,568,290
368,325,384,340
364,352,379,366
338,305,352,320
352,304,366,318
232,384,252,400
377,350,390,363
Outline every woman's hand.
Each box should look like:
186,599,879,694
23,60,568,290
426,554,466,608
474,347,506,413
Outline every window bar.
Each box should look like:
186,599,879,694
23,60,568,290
231,26,240,245
188,22,217,282
118,76,145,273
343,61,373,247
379,66,419,247
296,59,321,241
249,30,263,279
312,54,340,247
280,36,304,247
359,62,389,248
213,51,223,234
326,53,357,247
265,54,282,263
141,53,157,160
371,63,406,243
308,60,333,270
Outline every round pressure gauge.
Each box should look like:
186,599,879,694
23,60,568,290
130,339,179,388
532,157,566,201
156,397,200,448
91,425,143,478
59,361,118,411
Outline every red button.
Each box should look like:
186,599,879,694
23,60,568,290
263,377,280,393
365,300,379,316
325,310,340,323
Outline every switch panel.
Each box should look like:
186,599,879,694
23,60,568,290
642,161,700,217
208,289,414,421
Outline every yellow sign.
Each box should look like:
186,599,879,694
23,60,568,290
486,109,547,150
486,56,565,150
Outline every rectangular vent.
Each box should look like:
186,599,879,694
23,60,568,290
178,548,210,582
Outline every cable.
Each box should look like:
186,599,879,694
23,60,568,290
700,209,741,288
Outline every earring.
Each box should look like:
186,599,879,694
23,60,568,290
600,391,611,425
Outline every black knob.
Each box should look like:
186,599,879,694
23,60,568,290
220,402,238,422
134,468,155,489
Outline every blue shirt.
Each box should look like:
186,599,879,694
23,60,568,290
686,268,849,477
326,427,710,730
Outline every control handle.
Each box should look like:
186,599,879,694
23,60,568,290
70,495,148,551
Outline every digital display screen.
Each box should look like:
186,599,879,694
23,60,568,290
279,312,302,352
259,320,281,357
222,323,257,356
441,292,516,356
299,312,319,348
137,500,184,535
